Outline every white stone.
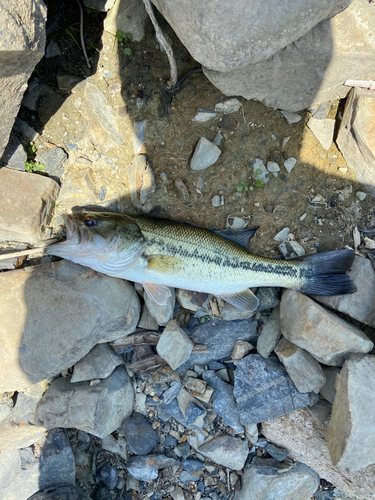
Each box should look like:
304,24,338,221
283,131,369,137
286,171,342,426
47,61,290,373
284,157,297,173
280,110,302,124
273,227,290,242
215,98,242,114
356,191,367,201
307,117,336,150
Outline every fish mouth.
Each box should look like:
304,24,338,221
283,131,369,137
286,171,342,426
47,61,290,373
46,215,93,258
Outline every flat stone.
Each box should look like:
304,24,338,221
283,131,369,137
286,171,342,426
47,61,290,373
266,161,280,176
257,306,281,358
29,485,91,500
0,0,46,157
280,290,374,366
262,407,375,500
233,354,319,424
307,117,336,150
122,413,159,455
221,302,254,320
256,287,280,311
161,381,182,405
126,455,177,481
356,191,367,201
0,260,140,392
307,399,332,424
273,227,290,242
39,429,75,490
179,317,258,373
190,137,221,171
35,366,134,438
144,285,175,326
97,464,118,489
202,370,244,433
283,157,297,173
278,240,305,259
215,98,241,114
162,398,203,430
35,147,68,181
0,447,41,500
101,434,127,460
0,420,46,452
0,134,26,170
127,154,157,210
280,111,302,124
265,443,290,462
157,320,194,370
212,195,221,207
56,167,98,210
275,337,326,393
327,355,375,472
182,458,204,473
337,87,375,197
233,461,319,500
314,256,375,328
176,289,212,313
0,167,59,244
138,304,159,330
231,340,254,360
188,430,249,470
45,40,61,58
226,215,250,229
192,108,217,122
320,367,340,404
71,343,123,383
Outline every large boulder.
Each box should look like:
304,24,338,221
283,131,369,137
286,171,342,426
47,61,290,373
152,0,351,72
0,0,47,157
0,260,140,392
203,0,375,111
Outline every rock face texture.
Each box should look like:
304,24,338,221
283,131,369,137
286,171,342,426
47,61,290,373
203,0,375,111
327,355,375,472
0,0,47,157
337,87,375,198
0,260,140,392
152,0,351,72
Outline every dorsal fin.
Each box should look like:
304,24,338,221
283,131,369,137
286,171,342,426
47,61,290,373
213,227,259,249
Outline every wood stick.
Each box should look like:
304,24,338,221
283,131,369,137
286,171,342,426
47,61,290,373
0,246,51,261
344,79,375,90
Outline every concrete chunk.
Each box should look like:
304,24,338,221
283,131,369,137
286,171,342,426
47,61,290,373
280,290,373,366
0,168,59,244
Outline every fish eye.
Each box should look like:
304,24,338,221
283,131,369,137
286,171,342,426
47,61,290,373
84,217,98,227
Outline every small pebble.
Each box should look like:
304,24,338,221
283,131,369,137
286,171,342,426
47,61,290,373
284,157,297,173
356,191,367,201
299,213,307,221
212,195,221,207
273,227,290,242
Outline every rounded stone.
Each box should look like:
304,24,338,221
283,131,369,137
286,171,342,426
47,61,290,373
122,413,159,455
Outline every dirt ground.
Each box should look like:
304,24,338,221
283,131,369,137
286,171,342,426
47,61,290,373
25,0,375,257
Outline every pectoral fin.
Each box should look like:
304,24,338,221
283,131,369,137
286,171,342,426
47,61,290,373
218,288,259,312
143,282,172,305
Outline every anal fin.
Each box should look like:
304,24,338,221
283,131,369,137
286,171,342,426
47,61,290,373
218,288,259,312
143,282,172,305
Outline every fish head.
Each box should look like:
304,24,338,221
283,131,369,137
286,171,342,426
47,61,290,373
46,212,143,269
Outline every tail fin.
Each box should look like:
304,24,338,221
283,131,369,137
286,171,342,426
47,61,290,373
299,249,357,296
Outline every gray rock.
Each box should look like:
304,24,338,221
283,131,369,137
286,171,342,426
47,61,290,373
356,191,367,201
186,402,205,426
176,289,212,313
0,447,40,500
233,354,319,424
57,167,98,210
262,407,375,500
275,337,326,393
161,381,182,405
337,87,375,197
257,307,281,358
28,485,91,500
182,458,204,473
0,0,46,158
71,343,123,382
0,134,26,170
221,302,254,321
280,111,302,124
315,256,375,327
307,399,332,424
174,442,191,459
152,0,350,71
39,429,75,490
101,434,127,460
126,455,177,481
231,340,254,360
215,98,241,114
212,195,221,207
0,260,140,392
0,393,13,422
188,430,249,470
256,287,280,311
266,161,280,177
122,413,159,455
311,102,331,120
133,120,146,154
0,167,59,244
273,227,290,242
280,290,374,366
144,284,175,325
35,366,134,438
320,367,340,404
104,0,147,41
13,117,40,142
202,0,375,112
97,465,118,489
278,240,305,259
253,158,269,183
192,109,217,122
265,443,290,462
138,303,159,330
157,320,194,370
327,355,375,472
83,0,115,12
307,117,336,150
202,370,244,433
161,398,203,430
45,40,61,58
35,147,68,181
190,137,221,171
22,80,49,111
233,461,319,500
179,317,258,373
283,157,297,173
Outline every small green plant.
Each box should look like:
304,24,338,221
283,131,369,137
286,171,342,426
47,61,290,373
25,145,45,173
115,30,132,56
254,168,265,188
86,8,98,17
199,315,210,324
236,180,249,192
62,23,81,49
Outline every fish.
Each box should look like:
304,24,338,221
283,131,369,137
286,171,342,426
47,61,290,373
47,211,357,312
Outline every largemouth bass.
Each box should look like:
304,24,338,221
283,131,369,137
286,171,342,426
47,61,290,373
47,212,356,312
